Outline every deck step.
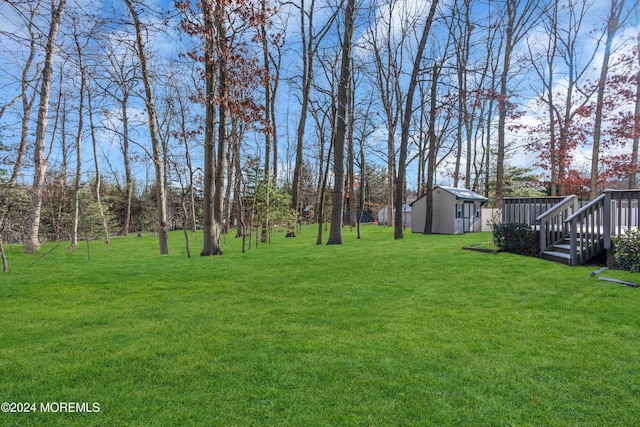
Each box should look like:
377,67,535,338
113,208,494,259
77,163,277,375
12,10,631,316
542,250,572,265
543,250,571,259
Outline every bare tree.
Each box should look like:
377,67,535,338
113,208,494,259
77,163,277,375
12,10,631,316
69,18,87,251
494,0,546,208
200,0,227,256
25,0,67,254
364,0,408,227
326,0,356,245
97,33,139,236
450,0,473,188
124,0,169,254
6,0,43,187
87,88,111,248
394,0,439,239
526,0,597,196
589,0,631,199
290,0,342,229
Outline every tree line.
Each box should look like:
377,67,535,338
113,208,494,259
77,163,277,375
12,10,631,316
0,0,638,256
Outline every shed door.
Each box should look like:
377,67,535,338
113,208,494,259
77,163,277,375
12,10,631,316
463,202,470,232
462,202,479,233
454,203,464,234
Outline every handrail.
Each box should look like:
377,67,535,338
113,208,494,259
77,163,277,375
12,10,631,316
536,195,578,253
565,194,605,223
536,195,578,223
564,194,606,266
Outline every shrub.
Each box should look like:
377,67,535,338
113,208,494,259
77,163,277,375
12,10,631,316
613,229,640,272
492,222,539,257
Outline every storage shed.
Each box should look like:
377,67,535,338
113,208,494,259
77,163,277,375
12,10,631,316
410,186,488,234
376,204,412,228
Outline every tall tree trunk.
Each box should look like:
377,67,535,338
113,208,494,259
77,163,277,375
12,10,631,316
224,123,235,235
232,136,245,239
261,0,272,178
424,63,441,234
291,0,312,221
54,91,67,240
261,19,273,242
121,92,133,236
9,1,40,187
291,0,339,227
212,5,229,254
176,91,198,232
88,90,110,249
125,0,169,254
461,0,473,190
70,24,86,251
327,0,356,245
201,0,227,256
316,128,334,245
495,0,544,208
631,33,640,189
347,147,357,230
370,6,398,226
495,50,511,208
590,0,626,199
357,131,366,239
395,0,439,239
69,80,84,250
200,0,218,255
0,236,7,273
452,0,471,188
347,81,357,229
271,56,280,182
25,0,66,254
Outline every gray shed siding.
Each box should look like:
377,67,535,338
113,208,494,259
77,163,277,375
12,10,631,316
410,186,487,234
432,188,456,234
410,199,427,233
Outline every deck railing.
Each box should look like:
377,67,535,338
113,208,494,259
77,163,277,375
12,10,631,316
535,195,579,253
563,190,640,266
502,190,640,266
603,189,640,249
502,197,567,227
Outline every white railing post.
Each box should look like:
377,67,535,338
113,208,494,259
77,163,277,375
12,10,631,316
604,190,612,250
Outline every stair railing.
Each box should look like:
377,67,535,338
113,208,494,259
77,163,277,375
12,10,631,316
561,190,640,266
535,195,579,254
565,194,606,266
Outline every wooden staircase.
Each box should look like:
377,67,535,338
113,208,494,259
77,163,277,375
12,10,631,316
541,234,602,265
504,190,640,266
541,236,573,265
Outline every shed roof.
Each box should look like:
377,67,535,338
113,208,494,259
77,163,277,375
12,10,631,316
437,186,488,202
411,186,488,205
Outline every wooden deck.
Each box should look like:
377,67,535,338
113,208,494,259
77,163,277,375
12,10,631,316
503,190,640,266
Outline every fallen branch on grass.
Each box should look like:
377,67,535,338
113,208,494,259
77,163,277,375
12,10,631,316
28,244,60,268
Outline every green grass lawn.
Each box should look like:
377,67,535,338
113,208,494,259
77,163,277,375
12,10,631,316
1,226,640,426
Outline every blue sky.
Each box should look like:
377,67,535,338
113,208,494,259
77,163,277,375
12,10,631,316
1,0,639,192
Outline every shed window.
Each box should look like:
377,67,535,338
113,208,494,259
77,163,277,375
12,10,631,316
455,203,463,218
